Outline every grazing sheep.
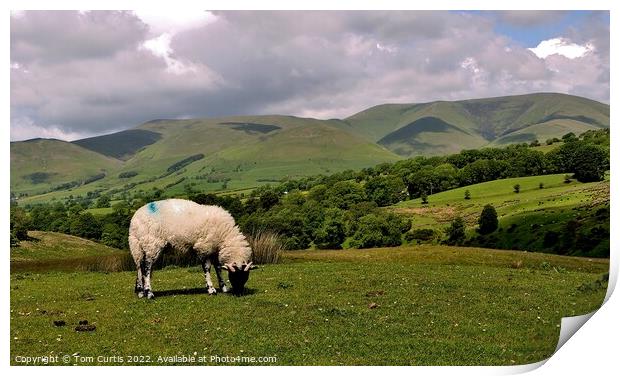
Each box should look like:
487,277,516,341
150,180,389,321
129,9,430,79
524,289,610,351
128,198,256,299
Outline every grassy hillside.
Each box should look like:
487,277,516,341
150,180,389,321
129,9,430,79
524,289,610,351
10,93,609,203
346,93,609,156
10,231,128,273
10,139,122,196
10,231,124,262
13,115,400,203
392,174,610,256
11,245,608,365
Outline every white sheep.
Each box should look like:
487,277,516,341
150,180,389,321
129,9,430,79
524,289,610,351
128,198,256,299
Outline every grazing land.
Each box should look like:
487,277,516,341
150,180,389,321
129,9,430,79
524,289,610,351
392,174,610,256
11,238,607,366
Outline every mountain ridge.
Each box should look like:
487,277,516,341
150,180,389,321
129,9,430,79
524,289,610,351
10,92,610,201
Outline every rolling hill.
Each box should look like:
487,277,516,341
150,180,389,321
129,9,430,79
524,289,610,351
10,92,610,202
344,92,609,156
10,138,122,196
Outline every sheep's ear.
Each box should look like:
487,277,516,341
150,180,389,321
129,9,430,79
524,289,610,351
221,263,235,271
245,262,258,271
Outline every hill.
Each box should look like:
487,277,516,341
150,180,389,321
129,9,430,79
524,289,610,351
10,139,122,197
10,92,609,203
345,93,609,156
392,174,610,257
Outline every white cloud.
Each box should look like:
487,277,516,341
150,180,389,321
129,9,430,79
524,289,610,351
529,37,594,59
10,117,94,141
132,10,216,35
135,11,217,75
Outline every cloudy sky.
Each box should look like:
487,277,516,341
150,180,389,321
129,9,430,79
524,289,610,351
10,10,609,141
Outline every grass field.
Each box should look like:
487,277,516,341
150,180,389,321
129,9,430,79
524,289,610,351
391,174,609,255
10,237,608,366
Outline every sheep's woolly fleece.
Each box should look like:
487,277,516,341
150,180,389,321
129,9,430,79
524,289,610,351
129,199,252,266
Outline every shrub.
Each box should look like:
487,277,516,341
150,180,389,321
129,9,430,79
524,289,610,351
478,204,498,235
314,208,346,249
349,213,409,249
248,230,283,264
421,193,429,205
118,171,138,179
445,217,466,245
464,190,471,200
166,154,205,173
513,184,520,193
539,182,544,189
10,206,30,242
405,228,437,243
364,175,407,206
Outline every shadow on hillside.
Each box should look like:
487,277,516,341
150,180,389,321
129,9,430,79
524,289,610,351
156,287,259,297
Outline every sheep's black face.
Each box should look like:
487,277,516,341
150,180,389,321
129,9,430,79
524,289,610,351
223,262,256,296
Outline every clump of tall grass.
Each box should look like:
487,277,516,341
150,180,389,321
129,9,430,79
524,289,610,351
79,253,135,272
249,230,283,264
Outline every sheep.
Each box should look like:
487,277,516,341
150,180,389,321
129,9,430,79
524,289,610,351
128,198,257,299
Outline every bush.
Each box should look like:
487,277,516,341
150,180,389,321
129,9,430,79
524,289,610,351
445,217,466,245
314,208,346,249
10,206,30,242
249,230,283,264
364,175,407,206
513,184,520,193
118,171,138,179
464,190,471,200
478,204,498,235
421,193,428,205
349,213,409,249
405,228,437,243
100,223,128,249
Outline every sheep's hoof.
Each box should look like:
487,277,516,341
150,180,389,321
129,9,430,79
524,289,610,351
208,287,217,295
221,285,230,293
137,291,145,298
145,290,155,299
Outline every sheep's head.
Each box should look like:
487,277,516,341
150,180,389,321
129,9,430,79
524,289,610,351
222,262,257,295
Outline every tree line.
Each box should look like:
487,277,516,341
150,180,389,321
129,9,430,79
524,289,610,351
10,130,609,253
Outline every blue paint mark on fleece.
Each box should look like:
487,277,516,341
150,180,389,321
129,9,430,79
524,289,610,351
147,202,158,214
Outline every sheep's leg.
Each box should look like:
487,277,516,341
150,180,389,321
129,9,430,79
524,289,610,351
135,264,144,298
215,265,229,293
202,259,217,295
129,234,145,297
141,258,155,299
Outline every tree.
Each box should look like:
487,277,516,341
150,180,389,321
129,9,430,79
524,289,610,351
325,181,367,210
349,212,410,249
101,223,128,249
364,175,407,206
10,206,30,242
464,190,471,200
95,195,111,208
70,212,102,240
562,132,577,142
445,217,466,245
421,193,428,205
571,144,608,182
478,204,498,235
513,184,520,193
314,208,346,249
548,141,608,182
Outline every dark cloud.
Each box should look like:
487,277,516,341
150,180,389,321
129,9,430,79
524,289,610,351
10,10,609,141
11,11,148,64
